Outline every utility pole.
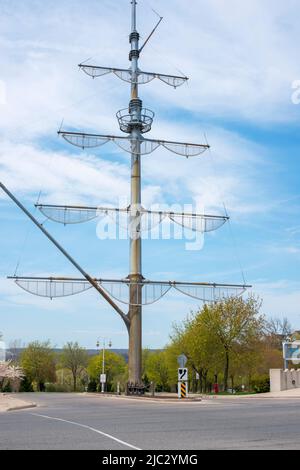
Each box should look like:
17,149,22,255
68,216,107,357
102,343,105,392
96,338,112,392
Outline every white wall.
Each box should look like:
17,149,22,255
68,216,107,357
270,369,300,392
0,341,5,361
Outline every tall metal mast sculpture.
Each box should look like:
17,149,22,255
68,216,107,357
1,0,251,389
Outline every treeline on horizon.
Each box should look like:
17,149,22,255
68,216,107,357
1,296,299,395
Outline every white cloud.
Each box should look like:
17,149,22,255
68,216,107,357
0,125,272,221
0,0,292,219
142,121,271,216
0,140,163,207
1,0,299,347
0,0,298,147
255,280,300,328
142,0,300,123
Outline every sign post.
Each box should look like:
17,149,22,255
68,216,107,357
177,354,188,399
100,373,106,392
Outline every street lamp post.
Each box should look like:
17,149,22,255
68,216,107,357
96,338,112,393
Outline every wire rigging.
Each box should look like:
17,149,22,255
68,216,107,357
204,133,247,286
5,0,251,318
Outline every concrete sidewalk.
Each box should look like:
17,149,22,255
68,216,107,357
200,389,300,399
246,388,300,399
0,393,36,412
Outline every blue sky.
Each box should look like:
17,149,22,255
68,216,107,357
0,0,300,349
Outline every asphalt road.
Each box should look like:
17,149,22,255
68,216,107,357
1,393,300,450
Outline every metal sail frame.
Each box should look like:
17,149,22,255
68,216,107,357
58,130,209,158
2,1,251,386
78,64,188,88
8,276,250,307
35,203,229,233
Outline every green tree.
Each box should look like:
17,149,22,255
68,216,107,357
142,348,152,386
144,351,170,391
200,296,265,390
20,341,56,391
265,317,292,349
87,351,126,391
19,375,34,392
170,313,224,392
168,297,265,393
60,342,88,391
233,334,265,390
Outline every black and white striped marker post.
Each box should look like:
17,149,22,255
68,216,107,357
178,367,188,399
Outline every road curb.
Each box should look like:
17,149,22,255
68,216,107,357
6,403,37,412
82,393,202,404
0,394,37,412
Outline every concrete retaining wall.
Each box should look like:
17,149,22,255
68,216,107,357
270,369,300,392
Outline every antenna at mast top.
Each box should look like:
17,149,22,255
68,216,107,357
131,0,137,32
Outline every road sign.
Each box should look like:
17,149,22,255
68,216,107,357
178,367,188,382
177,354,187,368
100,374,106,384
283,342,300,364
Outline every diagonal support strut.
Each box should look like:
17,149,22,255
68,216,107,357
0,182,129,328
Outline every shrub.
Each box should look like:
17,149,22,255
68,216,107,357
251,377,270,394
2,381,12,393
19,376,34,392
87,380,97,393
45,383,73,393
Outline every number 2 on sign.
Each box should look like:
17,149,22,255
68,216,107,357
178,368,188,381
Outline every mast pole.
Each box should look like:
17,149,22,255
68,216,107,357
128,0,142,385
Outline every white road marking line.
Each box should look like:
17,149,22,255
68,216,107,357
30,413,141,450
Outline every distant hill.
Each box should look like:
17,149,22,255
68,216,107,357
5,348,160,363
